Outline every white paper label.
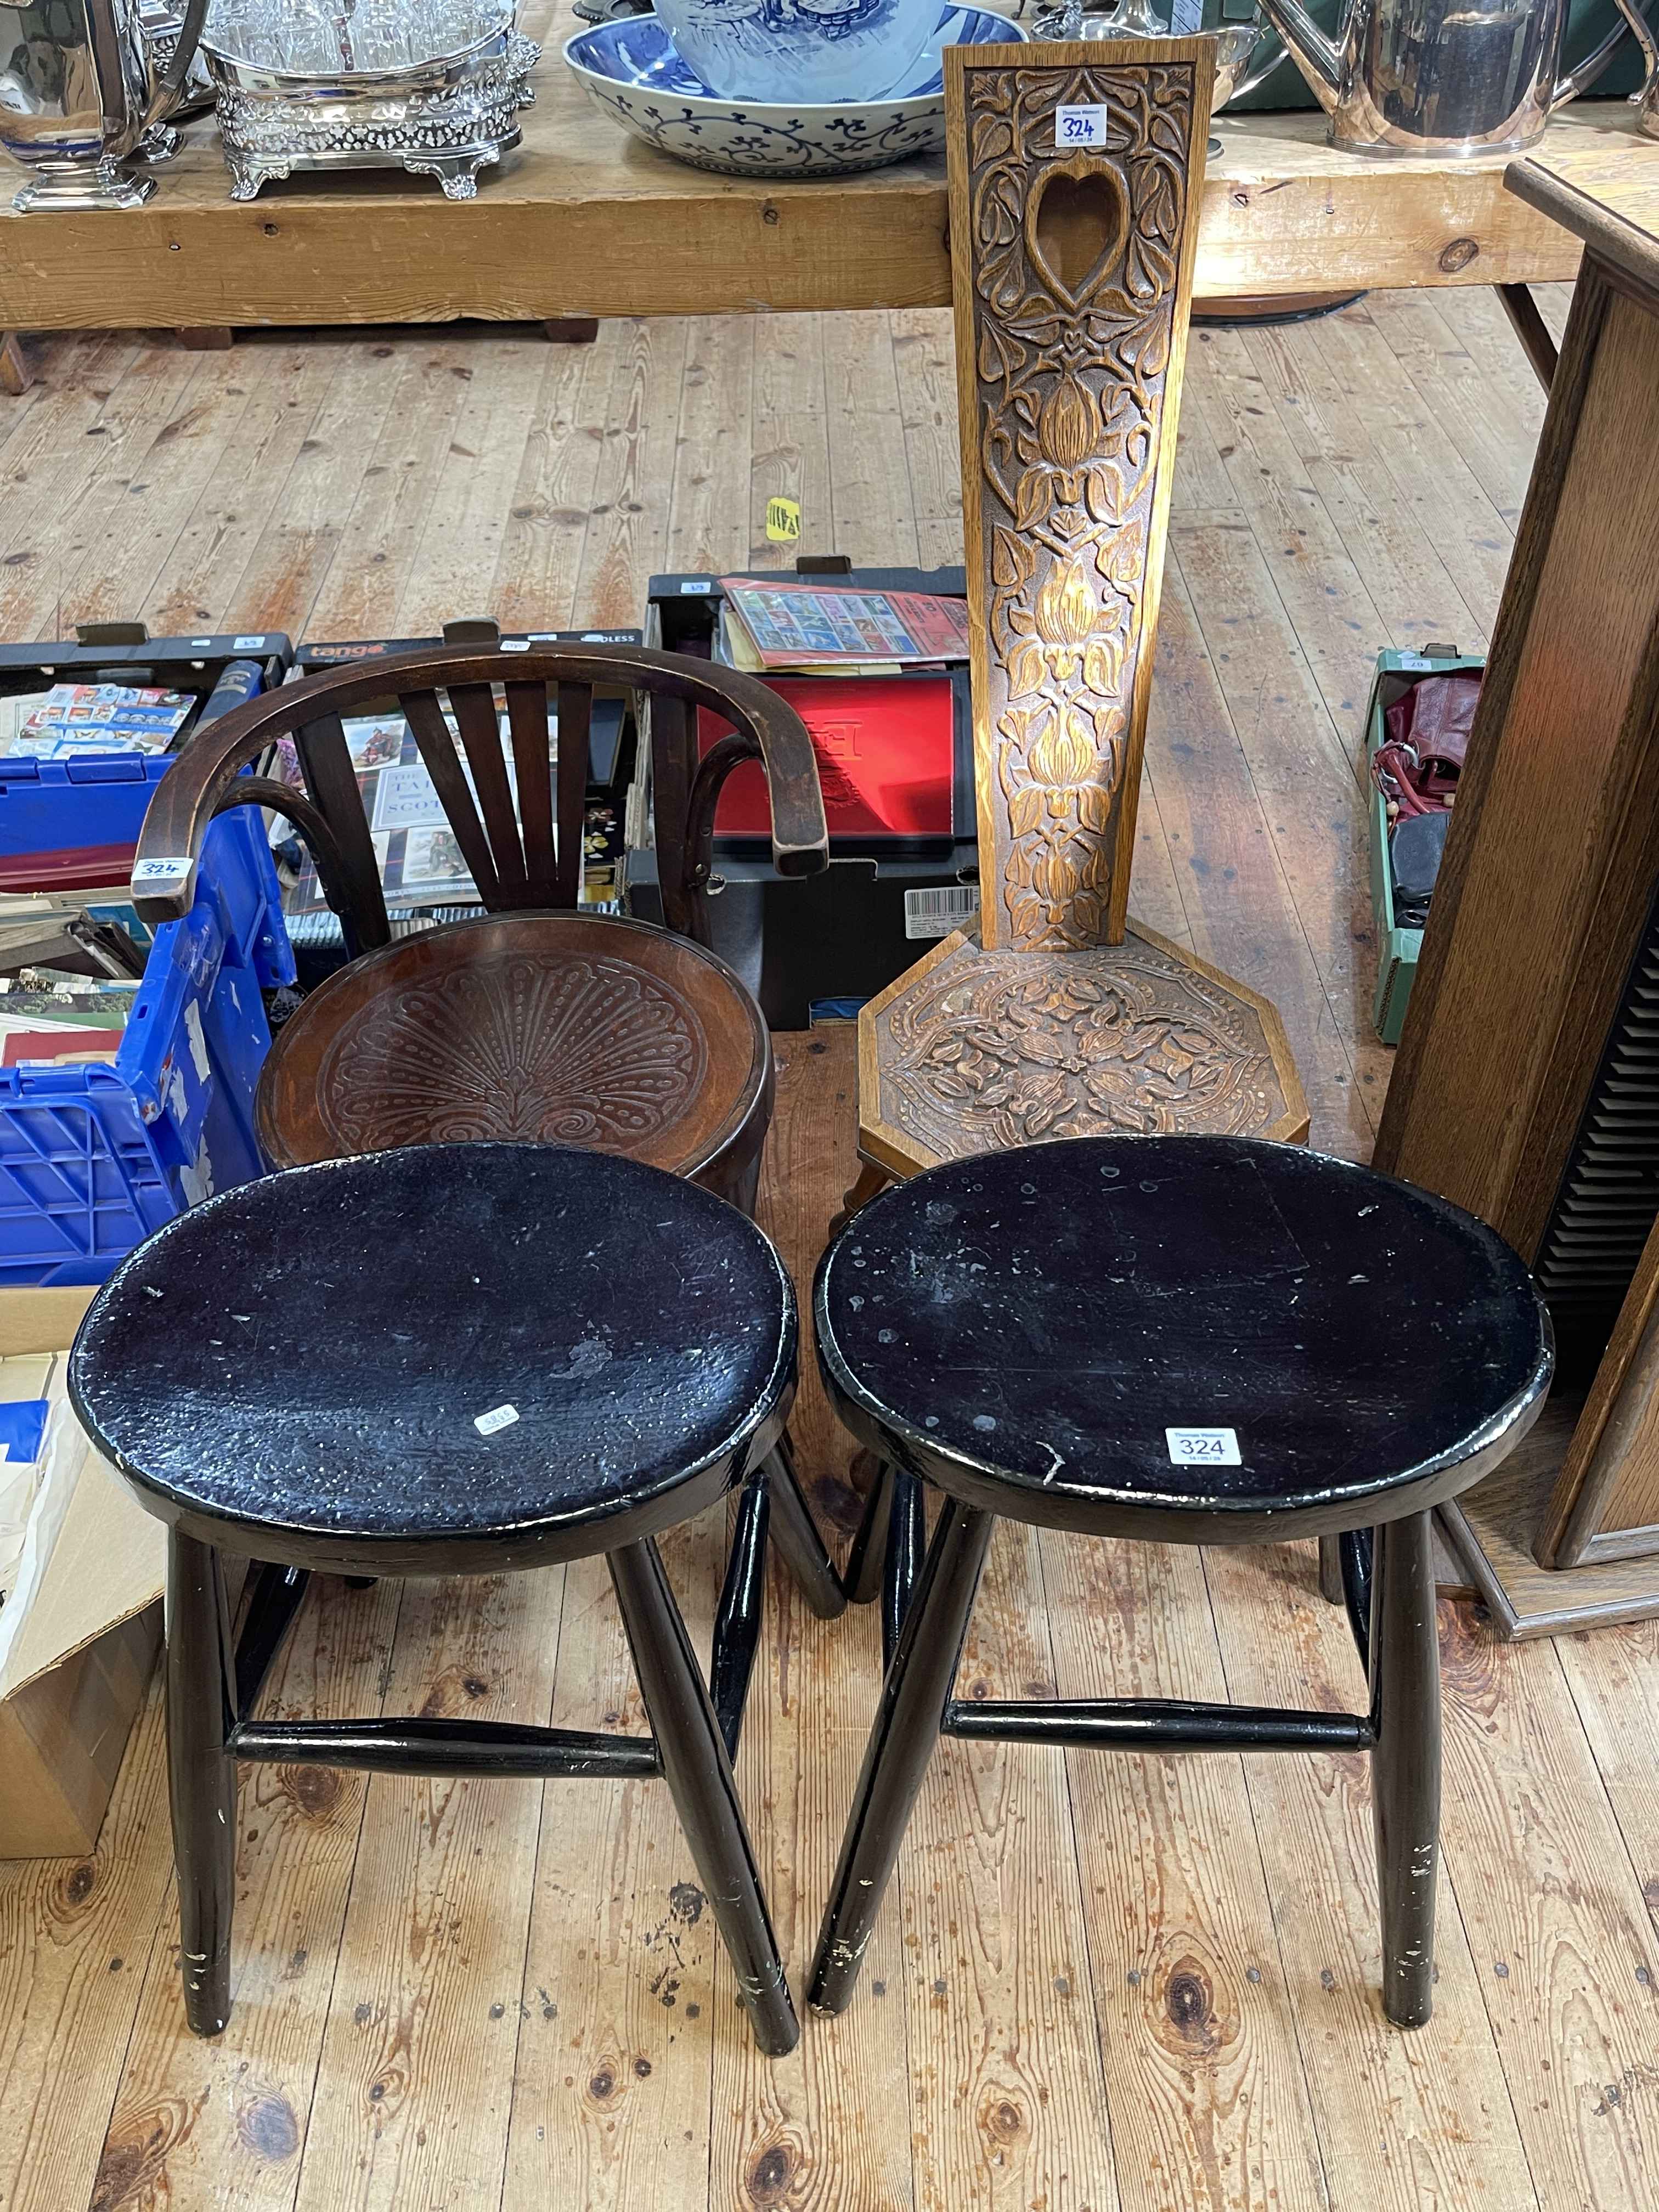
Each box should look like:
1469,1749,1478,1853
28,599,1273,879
474,1403,520,1436
233,634,267,651
904,885,979,940
680,580,713,594
1166,1426,1241,1466
1056,104,1109,149
500,637,531,652
131,856,194,886
1170,0,1202,30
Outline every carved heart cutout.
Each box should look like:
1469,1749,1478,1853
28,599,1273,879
1027,156,1126,313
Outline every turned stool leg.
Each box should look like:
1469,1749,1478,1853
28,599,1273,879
1318,1533,1344,1604
166,1530,238,2036
882,1467,927,1671
711,1471,770,1760
830,1159,889,1238
234,1562,311,1712
835,1458,925,1646
761,1437,848,1620
808,1497,994,2015
1370,1509,1441,2027
609,1537,799,2056
841,1456,894,1605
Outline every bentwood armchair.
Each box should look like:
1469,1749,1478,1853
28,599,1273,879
129,641,829,1211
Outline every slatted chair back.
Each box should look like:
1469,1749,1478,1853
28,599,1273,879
129,644,828,956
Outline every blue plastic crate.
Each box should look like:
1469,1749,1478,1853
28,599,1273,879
0,800,296,1284
0,752,173,863
0,655,273,890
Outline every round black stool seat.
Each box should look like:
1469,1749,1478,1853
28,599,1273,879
816,1135,1551,1543
70,1142,796,1574
78,1141,831,2057
807,1134,1553,2034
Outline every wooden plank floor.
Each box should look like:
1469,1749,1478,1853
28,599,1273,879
3,294,1658,2212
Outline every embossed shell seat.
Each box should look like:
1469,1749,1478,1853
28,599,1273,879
256,909,769,1186
127,643,830,1201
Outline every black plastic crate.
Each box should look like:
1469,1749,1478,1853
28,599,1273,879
637,567,979,1029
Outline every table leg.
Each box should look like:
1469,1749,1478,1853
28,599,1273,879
1494,283,1558,393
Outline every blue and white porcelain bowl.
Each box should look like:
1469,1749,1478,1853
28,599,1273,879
565,6,1025,178
653,0,934,104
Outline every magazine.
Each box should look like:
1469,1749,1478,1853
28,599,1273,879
0,978,137,1069
274,704,619,914
718,579,969,673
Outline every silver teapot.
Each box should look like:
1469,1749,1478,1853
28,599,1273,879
1612,0,1659,139
0,0,210,210
1253,0,1636,156
1031,0,1277,148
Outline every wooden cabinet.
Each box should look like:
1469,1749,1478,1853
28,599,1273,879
1376,146,1659,1634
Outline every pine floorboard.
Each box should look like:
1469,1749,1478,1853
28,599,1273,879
2,294,1654,2212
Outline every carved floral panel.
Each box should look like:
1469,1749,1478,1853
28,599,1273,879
873,930,1294,1165
950,50,1206,951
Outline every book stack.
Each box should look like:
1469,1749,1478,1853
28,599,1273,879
0,976,137,1071
692,577,971,847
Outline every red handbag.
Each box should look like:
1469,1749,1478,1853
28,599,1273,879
1372,674,1480,821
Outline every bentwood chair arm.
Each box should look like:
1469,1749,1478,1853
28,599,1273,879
685,731,765,903
207,777,374,961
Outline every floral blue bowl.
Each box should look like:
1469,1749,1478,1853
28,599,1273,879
565,6,1025,177
653,0,935,104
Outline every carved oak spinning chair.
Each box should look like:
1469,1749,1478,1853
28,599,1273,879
129,641,830,1213
850,41,1307,1216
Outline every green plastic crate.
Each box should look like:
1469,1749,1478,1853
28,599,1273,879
1365,646,1485,1047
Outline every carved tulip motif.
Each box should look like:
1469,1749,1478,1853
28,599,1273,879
1038,373,1093,465
964,61,1198,950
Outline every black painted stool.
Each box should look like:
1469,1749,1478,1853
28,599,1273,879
68,1142,847,2055
811,1136,1551,2028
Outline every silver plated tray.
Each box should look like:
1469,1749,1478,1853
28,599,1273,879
200,25,540,199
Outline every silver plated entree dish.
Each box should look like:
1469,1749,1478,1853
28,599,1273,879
199,1,539,199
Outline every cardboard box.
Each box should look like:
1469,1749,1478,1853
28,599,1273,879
0,1285,165,1858
1365,647,1485,1046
